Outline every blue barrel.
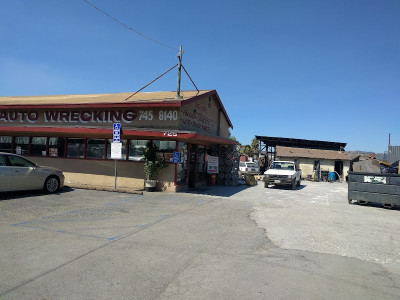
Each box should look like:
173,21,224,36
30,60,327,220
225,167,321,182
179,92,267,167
328,172,336,182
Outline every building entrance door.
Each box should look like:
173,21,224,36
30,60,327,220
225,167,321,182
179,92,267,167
335,161,343,181
188,144,197,188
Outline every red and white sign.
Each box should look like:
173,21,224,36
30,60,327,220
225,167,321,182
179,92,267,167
207,156,219,174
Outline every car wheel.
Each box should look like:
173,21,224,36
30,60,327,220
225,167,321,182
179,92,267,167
291,180,296,190
44,176,60,193
296,179,301,187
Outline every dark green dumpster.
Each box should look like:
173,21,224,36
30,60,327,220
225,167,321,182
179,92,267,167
348,171,400,208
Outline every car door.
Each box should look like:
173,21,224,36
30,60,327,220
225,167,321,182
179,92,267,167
7,155,43,191
0,154,13,191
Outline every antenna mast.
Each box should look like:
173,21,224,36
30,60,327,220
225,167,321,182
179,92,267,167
176,46,183,99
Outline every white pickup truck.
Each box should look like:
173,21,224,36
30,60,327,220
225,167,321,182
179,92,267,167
263,161,302,190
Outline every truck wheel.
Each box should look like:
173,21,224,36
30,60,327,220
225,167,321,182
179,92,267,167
383,203,394,209
291,180,296,190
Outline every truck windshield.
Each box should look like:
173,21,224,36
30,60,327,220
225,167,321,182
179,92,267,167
270,162,294,170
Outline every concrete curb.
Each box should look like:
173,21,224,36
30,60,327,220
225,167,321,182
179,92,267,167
63,185,143,195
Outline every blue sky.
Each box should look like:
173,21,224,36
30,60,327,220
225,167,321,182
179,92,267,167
1,0,399,153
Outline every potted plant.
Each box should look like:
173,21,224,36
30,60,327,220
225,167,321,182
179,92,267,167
143,141,168,191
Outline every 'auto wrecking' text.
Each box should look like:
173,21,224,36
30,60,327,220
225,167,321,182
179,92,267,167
0,110,137,123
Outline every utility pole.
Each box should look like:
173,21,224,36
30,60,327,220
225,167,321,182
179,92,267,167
176,46,183,99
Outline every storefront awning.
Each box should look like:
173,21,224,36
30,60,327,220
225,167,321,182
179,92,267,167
0,126,237,145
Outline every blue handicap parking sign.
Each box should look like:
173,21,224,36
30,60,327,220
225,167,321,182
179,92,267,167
113,123,121,142
172,152,180,163
113,123,121,131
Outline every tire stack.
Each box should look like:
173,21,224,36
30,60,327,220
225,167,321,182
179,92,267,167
218,144,240,186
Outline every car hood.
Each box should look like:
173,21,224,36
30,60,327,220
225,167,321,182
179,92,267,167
37,166,63,173
264,169,295,176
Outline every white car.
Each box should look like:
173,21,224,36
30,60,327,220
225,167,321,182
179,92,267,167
239,161,260,177
0,152,64,193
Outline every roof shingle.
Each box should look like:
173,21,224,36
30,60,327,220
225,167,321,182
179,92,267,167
276,146,351,161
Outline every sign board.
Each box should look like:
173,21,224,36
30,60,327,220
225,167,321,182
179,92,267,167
207,156,219,174
364,176,386,184
164,153,173,162
111,142,122,159
172,151,181,163
113,123,121,142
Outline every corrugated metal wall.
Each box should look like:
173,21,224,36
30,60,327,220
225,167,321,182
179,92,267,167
388,146,400,164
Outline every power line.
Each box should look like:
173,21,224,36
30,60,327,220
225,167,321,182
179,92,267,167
82,0,178,52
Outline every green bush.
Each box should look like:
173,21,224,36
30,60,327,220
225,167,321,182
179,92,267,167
143,141,168,180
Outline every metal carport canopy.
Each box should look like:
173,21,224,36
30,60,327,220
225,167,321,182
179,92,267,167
255,135,346,151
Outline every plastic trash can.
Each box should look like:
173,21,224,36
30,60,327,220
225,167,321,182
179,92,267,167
328,172,336,182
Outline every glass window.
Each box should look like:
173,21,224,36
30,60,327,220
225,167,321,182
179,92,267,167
67,138,85,158
8,155,36,168
86,139,105,159
49,137,65,157
15,136,29,155
31,137,47,156
106,139,127,160
0,155,7,166
153,140,176,152
154,140,176,162
0,136,12,153
177,142,187,183
129,140,148,161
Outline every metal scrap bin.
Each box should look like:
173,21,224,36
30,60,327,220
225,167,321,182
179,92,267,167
348,171,400,208
321,170,329,182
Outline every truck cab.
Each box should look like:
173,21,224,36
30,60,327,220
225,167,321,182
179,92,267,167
263,161,302,190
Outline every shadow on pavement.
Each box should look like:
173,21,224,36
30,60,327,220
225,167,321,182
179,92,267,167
0,186,74,201
350,201,400,211
267,184,306,191
186,184,252,197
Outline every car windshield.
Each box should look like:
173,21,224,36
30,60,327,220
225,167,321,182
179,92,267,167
270,162,294,170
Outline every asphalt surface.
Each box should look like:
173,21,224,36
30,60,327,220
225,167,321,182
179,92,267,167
0,182,399,299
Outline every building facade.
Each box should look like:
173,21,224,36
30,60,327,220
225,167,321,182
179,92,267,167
0,90,236,192
276,146,351,181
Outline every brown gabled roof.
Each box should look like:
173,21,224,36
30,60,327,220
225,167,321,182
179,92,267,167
0,89,233,128
276,146,351,161
0,90,209,105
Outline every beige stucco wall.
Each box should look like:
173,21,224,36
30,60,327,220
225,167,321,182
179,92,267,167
179,95,231,138
28,156,176,192
277,156,350,181
179,95,218,135
219,113,230,139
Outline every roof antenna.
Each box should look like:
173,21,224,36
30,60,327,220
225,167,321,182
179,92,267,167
176,46,183,99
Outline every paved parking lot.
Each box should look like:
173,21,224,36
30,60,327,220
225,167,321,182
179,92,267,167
251,181,400,273
0,182,399,299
